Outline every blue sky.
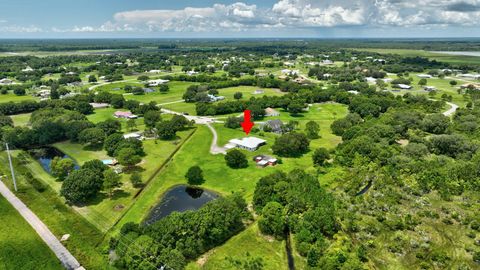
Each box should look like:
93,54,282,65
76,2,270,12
1,0,480,38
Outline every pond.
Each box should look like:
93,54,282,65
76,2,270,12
29,147,80,174
144,185,219,225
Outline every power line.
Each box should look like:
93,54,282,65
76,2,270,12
5,143,17,192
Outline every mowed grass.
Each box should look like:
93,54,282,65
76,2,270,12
186,223,304,270
0,196,63,270
11,113,31,127
114,103,348,233
0,92,37,103
217,86,285,100
0,152,108,269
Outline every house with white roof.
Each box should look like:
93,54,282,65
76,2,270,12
417,74,433,79
148,79,169,87
226,137,266,151
396,84,412,90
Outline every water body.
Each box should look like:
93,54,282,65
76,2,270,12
29,147,79,173
144,185,219,225
432,51,480,57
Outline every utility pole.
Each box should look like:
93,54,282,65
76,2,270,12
5,143,17,192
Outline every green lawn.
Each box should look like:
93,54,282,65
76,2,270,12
0,152,109,269
0,92,37,103
11,113,31,127
217,86,285,100
114,103,348,233
186,222,305,270
0,195,63,270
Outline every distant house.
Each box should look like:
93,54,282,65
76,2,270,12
373,59,387,64
187,70,199,76
461,83,480,90
65,71,77,75
148,79,169,86
102,159,118,166
424,86,436,92
22,66,34,72
89,102,110,109
253,89,265,95
148,69,161,73
281,69,299,76
253,155,278,168
207,94,225,102
263,120,284,134
114,111,138,119
143,88,155,93
396,84,412,90
37,89,51,99
417,74,433,79
321,60,334,65
0,78,13,85
123,132,143,140
348,90,360,95
264,107,280,117
227,137,266,151
458,74,480,79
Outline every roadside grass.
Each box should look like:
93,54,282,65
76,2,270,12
0,195,63,270
0,152,109,269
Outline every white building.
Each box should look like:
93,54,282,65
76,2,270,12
417,74,433,79
22,66,34,72
207,94,225,102
424,86,437,91
123,132,143,140
0,78,13,85
396,84,412,90
227,137,267,151
148,79,169,86
281,69,299,76
187,70,199,76
148,69,162,73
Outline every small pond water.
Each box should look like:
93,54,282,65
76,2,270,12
144,185,219,225
29,147,80,173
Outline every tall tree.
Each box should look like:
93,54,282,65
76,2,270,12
185,166,205,186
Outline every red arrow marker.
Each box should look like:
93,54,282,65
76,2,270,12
241,110,254,135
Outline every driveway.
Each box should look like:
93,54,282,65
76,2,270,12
443,101,459,117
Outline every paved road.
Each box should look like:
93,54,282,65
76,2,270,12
443,101,459,117
0,180,83,270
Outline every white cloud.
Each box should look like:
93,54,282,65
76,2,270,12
0,25,42,33
3,0,480,35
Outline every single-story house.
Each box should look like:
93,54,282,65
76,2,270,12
281,69,299,76
460,83,480,90
417,74,433,79
114,111,138,119
89,102,110,109
253,155,278,167
265,107,280,117
253,89,265,95
424,86,437,91
143,88,155,93
148,69,161,73
396,84,412,90
458,74,480,79
207,94,225,102
123,132,143,140
348,90,360,95
321,60,334,65
37,89,51,98
263,119,284,134
148,79,169,86
0,78,13,85
187,70,199,76
102,159,118,166
228,137,266,151
22,66,34,72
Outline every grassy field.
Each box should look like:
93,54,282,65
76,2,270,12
186,222,306,270
113,103,348,232
11,113,31,126
0,152,109,269
353,48,480,65
0,92,37,103
0,195,63,270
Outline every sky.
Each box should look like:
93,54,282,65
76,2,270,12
1,0,480,38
